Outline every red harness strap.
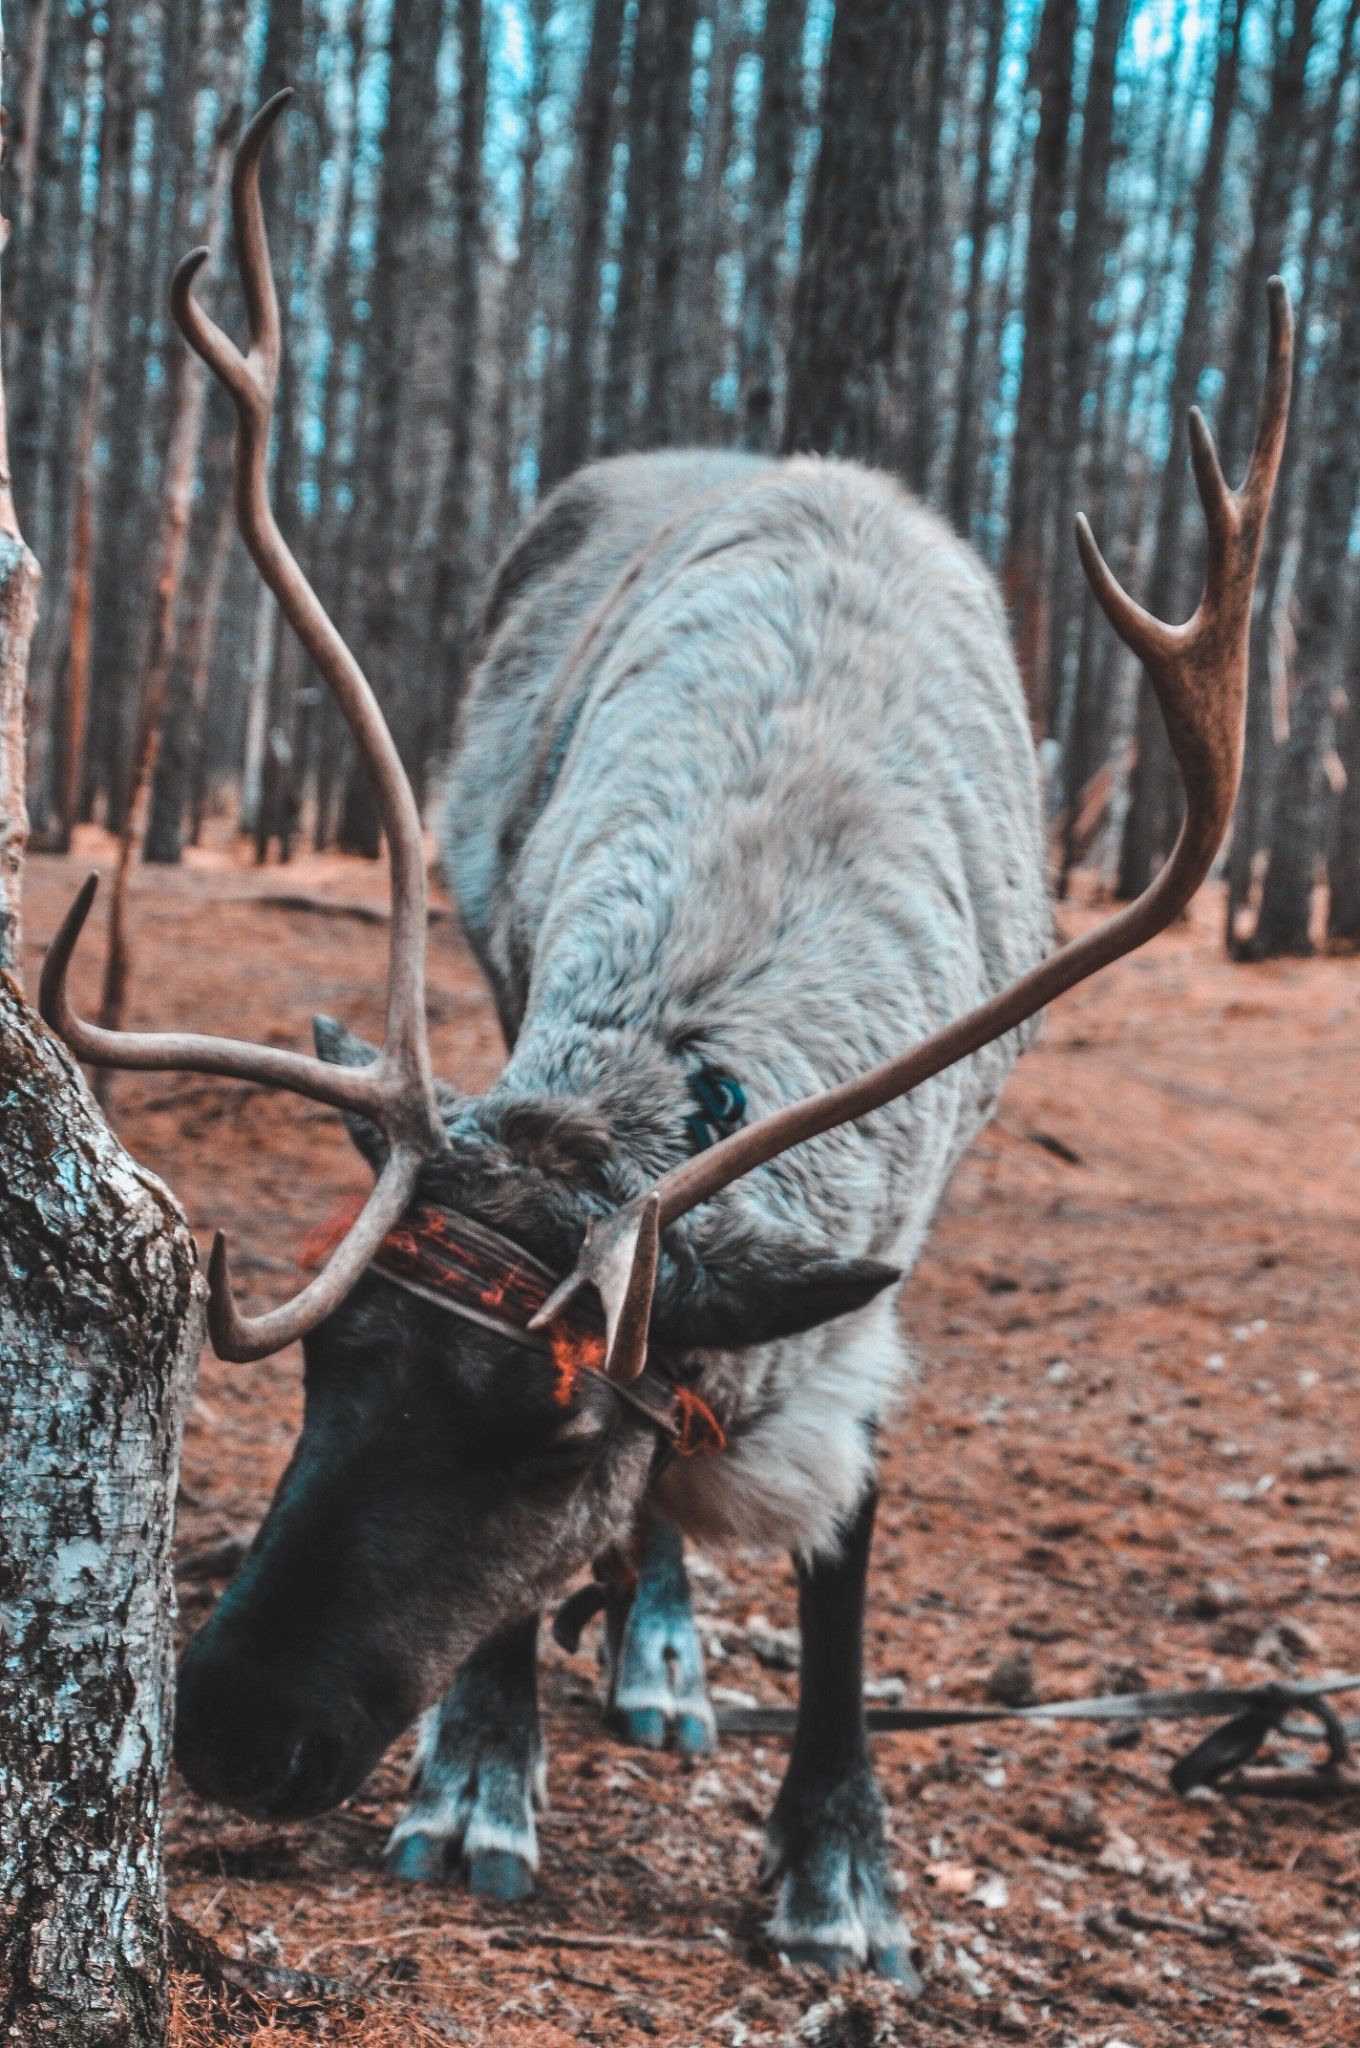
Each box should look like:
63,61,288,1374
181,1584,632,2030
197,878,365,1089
301,1197,724,1459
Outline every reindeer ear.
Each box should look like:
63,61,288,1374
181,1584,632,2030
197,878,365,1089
313,1015,387,1173
660,1231,899,1351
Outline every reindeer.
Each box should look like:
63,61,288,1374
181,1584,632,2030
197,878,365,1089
42,98,1290,1982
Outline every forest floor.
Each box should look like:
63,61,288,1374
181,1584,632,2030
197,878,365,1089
21,837,1360,2048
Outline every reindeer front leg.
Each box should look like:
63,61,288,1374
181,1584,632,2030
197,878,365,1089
604,1510,716,1755
761,1486,919,1987
385,1615,545,1901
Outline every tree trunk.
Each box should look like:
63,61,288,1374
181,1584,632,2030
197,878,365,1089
782,0,917,461
598,0,665,456
1326,603,1360,946
1115,0,1244,899
1044,0,1129,752
0,1,41,977
900,0,951,494
1225,0,1346,950
1001,0,1079,729
538,0,627,490
487,0,550,555
945,0,1007,537
0,492,38,989
339,0,445,854
738,0,810,452
145,482,235,864
1252,110,1360,957
0,982,204,2048
639,0,700,447
424,0,486,782
49,0,124,851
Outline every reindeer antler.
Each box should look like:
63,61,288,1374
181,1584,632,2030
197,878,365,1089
39,93,444,1362
532,280,1294,1383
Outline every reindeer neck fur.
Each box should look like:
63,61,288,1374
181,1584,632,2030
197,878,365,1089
440,451,1050,1557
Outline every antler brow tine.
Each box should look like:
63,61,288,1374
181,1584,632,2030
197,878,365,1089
38,92,444,1361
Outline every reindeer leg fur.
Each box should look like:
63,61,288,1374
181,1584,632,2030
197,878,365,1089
761,1486,919,1988
385,1614,545,1901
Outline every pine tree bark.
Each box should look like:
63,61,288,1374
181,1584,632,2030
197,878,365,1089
946,0,1007,537
0,528,38,978
425,0,486,776
640,0,700,446
0,3,41,977
487,0,550,554
1115,0,1243,899
49,0,124,851
339,0,445,853
1252,113,1360,956
598,0,665,456
1326,603,1360,946
682,0,747,443
1224,0,1341,948
782,0,916,461
0,983,204,2048
739,0,809,452
538,0,627,489
1044,0,1129,748
1002,0,1079,729
900,0,951,494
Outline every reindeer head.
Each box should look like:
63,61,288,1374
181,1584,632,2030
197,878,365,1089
173,1020,897,1817
39,97,1291,1822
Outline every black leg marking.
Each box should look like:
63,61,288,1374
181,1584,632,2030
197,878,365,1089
605,1511,715,1755
385,1614,544,1902
761,1487,919,1988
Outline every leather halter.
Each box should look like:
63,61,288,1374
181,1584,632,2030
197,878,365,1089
301,1199,724,1462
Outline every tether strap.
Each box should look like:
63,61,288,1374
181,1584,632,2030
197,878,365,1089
713,1674,1360,1794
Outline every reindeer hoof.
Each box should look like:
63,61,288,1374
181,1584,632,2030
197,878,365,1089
466,1847,536,1904
384,1828,448,1885
384,1698,545,1899
606,1584,716,1755
761,1767,919,1990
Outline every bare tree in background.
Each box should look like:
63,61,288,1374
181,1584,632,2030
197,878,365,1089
1116,0,1244,899
1251,103,1360,958
739,0,810,452
782,0,914,461
1001,0,1078,727
599,0,665,455
946,0,1006,537
427,0,487,774
538,0,627,490
640,0,700,445
339,0,445,854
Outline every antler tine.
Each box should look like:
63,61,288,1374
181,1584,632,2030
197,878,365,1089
532,284,1293,1386
207,1145,425,1360
39,93,443,1363
39,874,388,1118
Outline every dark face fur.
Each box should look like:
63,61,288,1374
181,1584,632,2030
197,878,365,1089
175,1268,654,1819
175,1021,898,1821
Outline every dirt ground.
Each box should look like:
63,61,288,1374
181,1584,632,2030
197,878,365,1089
20,836,1360,2048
